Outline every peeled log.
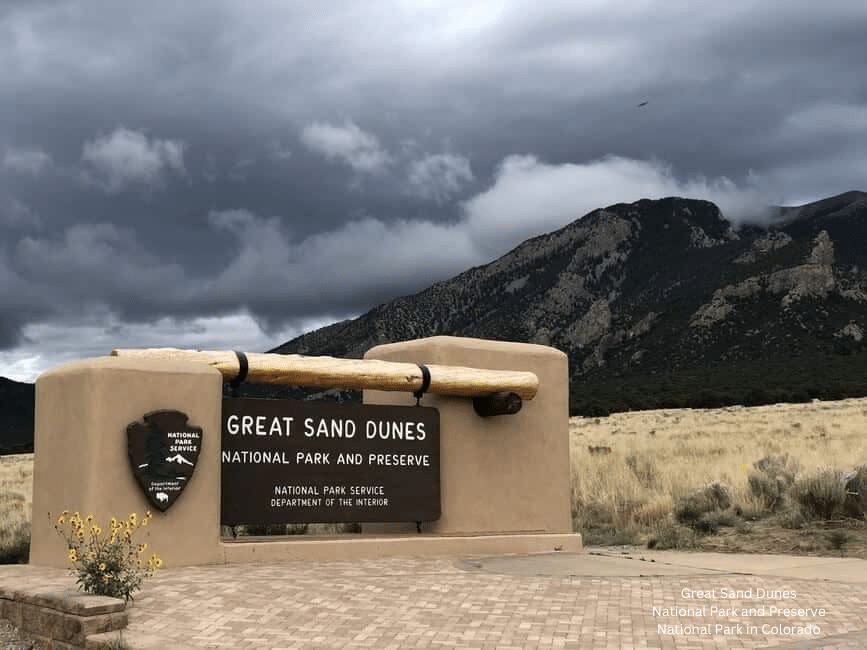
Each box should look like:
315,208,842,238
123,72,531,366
110,348,539,400
473,392,523,417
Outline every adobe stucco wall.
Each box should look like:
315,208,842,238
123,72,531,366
30,337,578,567
363,336,573,536
30,357,224,568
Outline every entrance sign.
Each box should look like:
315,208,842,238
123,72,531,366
221,398,440,525
127,410,203,512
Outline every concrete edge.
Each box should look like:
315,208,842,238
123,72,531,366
221,533,583,563
1,588,128,649
14,589,126,615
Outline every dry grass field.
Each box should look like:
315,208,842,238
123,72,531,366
2,398,867,562
0,453,32,563
571,397,867,556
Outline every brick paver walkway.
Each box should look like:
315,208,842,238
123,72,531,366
4,553,867,648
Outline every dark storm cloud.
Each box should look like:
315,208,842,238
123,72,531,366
1,0,866,378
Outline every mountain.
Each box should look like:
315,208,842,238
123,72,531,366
0,377,35,454
272,191,867,415
165,454,195,466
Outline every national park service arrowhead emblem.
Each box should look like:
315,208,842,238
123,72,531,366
127,410,202,512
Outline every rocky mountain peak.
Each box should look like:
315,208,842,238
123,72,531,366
271,192,867,415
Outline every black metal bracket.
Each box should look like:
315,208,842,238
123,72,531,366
229,350,249,396
413,363,430,405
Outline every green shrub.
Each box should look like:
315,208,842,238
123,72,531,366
748,453,799,512
53,511,162,602
826,529,850,552
791,468,847,521
844,465,867,519
0,520,30,564
778,507,807,529
647,524,698,550
692,509,738,534
674,482,732,532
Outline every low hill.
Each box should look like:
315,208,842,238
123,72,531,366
0,377,34,454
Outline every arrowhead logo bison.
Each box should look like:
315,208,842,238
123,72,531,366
127,410,202,512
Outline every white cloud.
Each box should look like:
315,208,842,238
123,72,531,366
202,152,219,183
463,154,777,257
300,120,391,174
746,152,867,208
3,147,52,175
14,222,186,301
408,152,474,203
0,353,43,383
0,195,41,229
228,157,254,182
782,102,867,135
81,127,186,192
268,141,293,161
206,208,478,305
0,311,332,382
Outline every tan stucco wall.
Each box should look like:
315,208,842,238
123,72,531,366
30,336,576,567
362,336,573,536
30,357,224,568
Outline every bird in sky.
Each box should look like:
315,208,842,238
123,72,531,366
637,101,649,107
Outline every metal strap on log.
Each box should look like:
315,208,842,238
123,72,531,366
110,348,539,407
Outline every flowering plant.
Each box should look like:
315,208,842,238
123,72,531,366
52,510,163,602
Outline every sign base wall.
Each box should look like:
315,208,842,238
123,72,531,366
30,337,578,567
363,336,573,536
30,357,224,568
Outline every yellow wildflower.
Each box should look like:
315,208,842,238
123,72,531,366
128,513,137,525
68,548,78,563
99,562,106,571
56,515,65,526
138,543,148,553
85,514,94,524
90,525,102,537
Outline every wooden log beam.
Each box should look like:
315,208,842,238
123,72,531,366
473,392,523,417
110,348,539,400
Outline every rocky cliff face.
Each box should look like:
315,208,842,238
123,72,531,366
273,191,867,413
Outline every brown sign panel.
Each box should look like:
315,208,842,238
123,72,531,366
127,410,202,512
221,398,440,525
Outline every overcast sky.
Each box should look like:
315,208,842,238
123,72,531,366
2,0,866,382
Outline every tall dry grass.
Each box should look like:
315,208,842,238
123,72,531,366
570,398,867,544
0,453,32,563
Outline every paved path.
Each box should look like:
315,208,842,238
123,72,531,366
4,549,867,649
